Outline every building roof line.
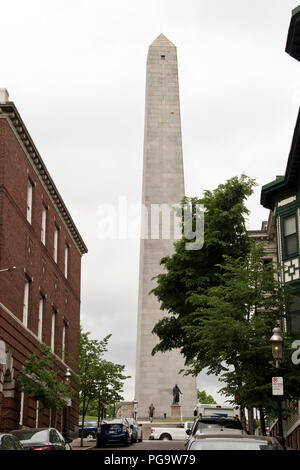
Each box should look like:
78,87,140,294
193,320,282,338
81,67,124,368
0,102,88,255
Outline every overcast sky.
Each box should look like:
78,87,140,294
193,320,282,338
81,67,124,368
2,0,300,405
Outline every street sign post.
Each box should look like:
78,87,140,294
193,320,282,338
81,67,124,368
272,377,284,396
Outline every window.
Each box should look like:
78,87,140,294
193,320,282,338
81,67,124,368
27,178,34,223
161,55,165,60
64,243,69,278
38,294,45,341
283,215,297,257
51,308,57,353
23,276,31,327
288,294,300,332
62,321,67,361
54,224,59,263
41,203,47,245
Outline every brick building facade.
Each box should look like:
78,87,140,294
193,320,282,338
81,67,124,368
0,89,87,433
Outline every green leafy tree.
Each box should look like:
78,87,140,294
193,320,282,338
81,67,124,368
83,360,130,425
78,328,130,446
17,343,70,427
151,175,256,363
197,389,216,404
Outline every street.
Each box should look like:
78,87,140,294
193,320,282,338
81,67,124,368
72,438,186,451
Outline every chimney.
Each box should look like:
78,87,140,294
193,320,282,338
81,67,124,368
0,89,9,103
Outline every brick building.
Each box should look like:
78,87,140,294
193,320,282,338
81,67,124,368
0,89,87,433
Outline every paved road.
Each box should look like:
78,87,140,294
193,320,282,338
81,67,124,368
72,438,186,451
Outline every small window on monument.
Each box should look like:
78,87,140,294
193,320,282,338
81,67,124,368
161,55,165,60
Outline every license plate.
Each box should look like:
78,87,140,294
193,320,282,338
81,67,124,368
108,430,115,434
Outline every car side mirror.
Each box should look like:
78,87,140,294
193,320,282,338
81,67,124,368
130,425,134,429
139,424,142,427
186,429,191,435
64,437,73,444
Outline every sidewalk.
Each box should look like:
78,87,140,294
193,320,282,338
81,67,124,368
71,437,96,450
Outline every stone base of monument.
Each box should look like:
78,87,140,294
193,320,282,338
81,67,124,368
171,404,181,419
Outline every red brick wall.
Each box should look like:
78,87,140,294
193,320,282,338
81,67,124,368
0,116,82,433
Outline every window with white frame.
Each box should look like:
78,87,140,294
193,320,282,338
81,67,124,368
283,214,298,257
62,321,67,362
27,178,34,223
23,275,31,327
51,308,57,353
64,243,69,278
38,293,45,341
41,203,47,245
53,224,59,263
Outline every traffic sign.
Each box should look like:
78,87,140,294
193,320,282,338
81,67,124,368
272,377,284,396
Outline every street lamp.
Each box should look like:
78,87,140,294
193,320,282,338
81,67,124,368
270,326,285,449
64,368,72,386
270,327,283,367
63,368,72,439
0,266,16,273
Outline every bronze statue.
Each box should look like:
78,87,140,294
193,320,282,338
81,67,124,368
172,384,182,404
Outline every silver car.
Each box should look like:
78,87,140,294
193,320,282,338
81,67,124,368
186,433,283,451
125,418,143,443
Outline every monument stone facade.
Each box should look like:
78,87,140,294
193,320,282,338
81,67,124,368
135,34,197,419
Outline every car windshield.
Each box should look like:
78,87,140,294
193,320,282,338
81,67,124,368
190,438,281,450
195,418,243,432
11,429,49,443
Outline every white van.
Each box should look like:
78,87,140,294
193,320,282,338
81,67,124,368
194,403,240,419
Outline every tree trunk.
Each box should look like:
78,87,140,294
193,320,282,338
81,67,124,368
240,406,247,432
259,407,266,436
247,407,254,435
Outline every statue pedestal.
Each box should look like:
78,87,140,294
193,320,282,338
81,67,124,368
171,404,181,419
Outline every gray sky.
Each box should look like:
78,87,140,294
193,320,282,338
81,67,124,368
1,0,300,405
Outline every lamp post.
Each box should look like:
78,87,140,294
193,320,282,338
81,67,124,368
63,368,72,438
270,327,285,449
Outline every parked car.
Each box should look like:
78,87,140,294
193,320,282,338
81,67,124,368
186,433,283,451
150,421,194,441
78,420,98,439
188,416,245,436
0,433,24,450
97,418,132,447
125,418,143,443
185,416,245,448
10,428,73,450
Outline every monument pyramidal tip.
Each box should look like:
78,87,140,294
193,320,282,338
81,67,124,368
135,34,197,419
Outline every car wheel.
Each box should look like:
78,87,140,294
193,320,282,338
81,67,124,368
124,434,131,446
159,433,172,441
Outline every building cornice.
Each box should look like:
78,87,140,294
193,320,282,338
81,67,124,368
261,107,300,210
286,5,300,61
0,102,88,255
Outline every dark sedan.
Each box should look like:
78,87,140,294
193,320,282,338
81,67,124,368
78,420,98,439
10,428,72,450
0,433,23,450
97,419,132,447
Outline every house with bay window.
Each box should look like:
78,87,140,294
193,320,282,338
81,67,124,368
259,6,300,448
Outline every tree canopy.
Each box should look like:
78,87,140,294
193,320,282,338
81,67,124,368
151,174,256,362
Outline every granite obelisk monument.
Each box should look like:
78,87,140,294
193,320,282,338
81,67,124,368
135,34,197,418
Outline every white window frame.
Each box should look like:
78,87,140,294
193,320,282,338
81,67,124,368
41,204,47,245
19,392,25,426
27,178,34,223
64,243,69,278
54,224,59,263
23,276,30,327
38,294,44,341
51,308,57,353
62,322,67,362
